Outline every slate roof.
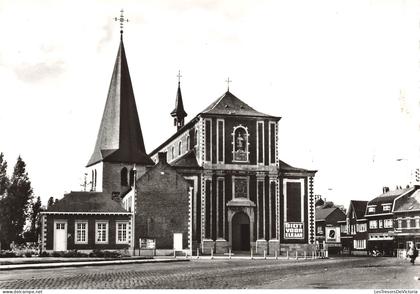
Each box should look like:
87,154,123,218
315,207,340,221
394,189,420,212
87,38,153,167
201,91,280,119
279,160,317,174
368,187,411,206
171,149,201,168
170,82,187,119
349,200,368,219
46,191,129,213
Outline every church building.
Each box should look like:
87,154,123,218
41,13,317,255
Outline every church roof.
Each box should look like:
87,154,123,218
170,82,187,119
279,160,317,174
171,149,201,168
87,38,153,167
201,91,280,119
45,191,129,213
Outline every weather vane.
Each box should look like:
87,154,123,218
225,77,232,91
115,9,129,36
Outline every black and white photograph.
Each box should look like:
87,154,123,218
0,0,420,291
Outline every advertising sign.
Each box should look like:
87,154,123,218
284,222,304,239
139,238,156,249
325,227,341,243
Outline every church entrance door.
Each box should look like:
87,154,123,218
232,212,250,251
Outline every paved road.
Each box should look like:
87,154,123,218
0,257,419,289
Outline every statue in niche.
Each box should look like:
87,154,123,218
234,127,248,161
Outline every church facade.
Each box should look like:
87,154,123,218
42,21,317,254
149,82,317,253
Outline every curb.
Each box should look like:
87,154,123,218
0,258,189,271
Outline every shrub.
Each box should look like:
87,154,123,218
40,251,50,257
0,251,17,258
89,249,105,258
51,251,65,257
104,251,121,258
24,252,32,257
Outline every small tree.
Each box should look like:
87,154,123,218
0,153,10,250
24,196,42,242
0,152,9,198
47,196,54,209
7,156,33,244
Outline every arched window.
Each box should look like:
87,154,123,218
121,168,128,186
91,170,94,191
232,125,249,162
129,169,135,186
178,141,182,156
171,146,175,159
186,135,190,151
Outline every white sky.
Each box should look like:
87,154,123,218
1,0,420,209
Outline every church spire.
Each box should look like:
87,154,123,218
170,70,187,130
87,14,153,167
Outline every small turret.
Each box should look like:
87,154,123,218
170,71,187,130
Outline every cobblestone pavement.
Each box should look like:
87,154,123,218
0,257,419,289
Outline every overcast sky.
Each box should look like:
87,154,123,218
1,0,420,208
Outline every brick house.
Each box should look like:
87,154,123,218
131,152,191,250
346,200,368,255
315,203,346,254
392,186,420,256
365,187,413,256
40,192,133,253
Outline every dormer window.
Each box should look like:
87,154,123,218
368,206,376,213
382,204,391,212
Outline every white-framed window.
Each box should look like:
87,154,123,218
116,221,129,244
75,221,88,244
384,219,393,228
356,223,367,232
416,218,420,228
340,224,347,234
407,219,411,229
368,207,376,213
96,221,108,244
398,219,402,228
351,224,356,235
369,220,377,229
382,204,391,212
353,239,366,249
317,226,323,235
378,220,383,228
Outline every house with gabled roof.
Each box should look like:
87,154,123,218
392,185,420,256
315,203,346,253
365,186,415,256
346,200,368,255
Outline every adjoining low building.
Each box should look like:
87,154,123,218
392,186,420,257
40,192,133,253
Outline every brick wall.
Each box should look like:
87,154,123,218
135,161,190,249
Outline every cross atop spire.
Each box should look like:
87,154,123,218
114,9,129,38
225,77,232,91
177,70,182,85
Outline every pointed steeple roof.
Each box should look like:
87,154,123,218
201,90,279,119
170,81,187,119
87,38,153,167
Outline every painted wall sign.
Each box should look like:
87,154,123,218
325,227,341,243
284,222,304,239
139,238,156,249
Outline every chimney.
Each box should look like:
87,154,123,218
158,152,167,164
383,186,390,193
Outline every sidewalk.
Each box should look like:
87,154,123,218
0,256,188,271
